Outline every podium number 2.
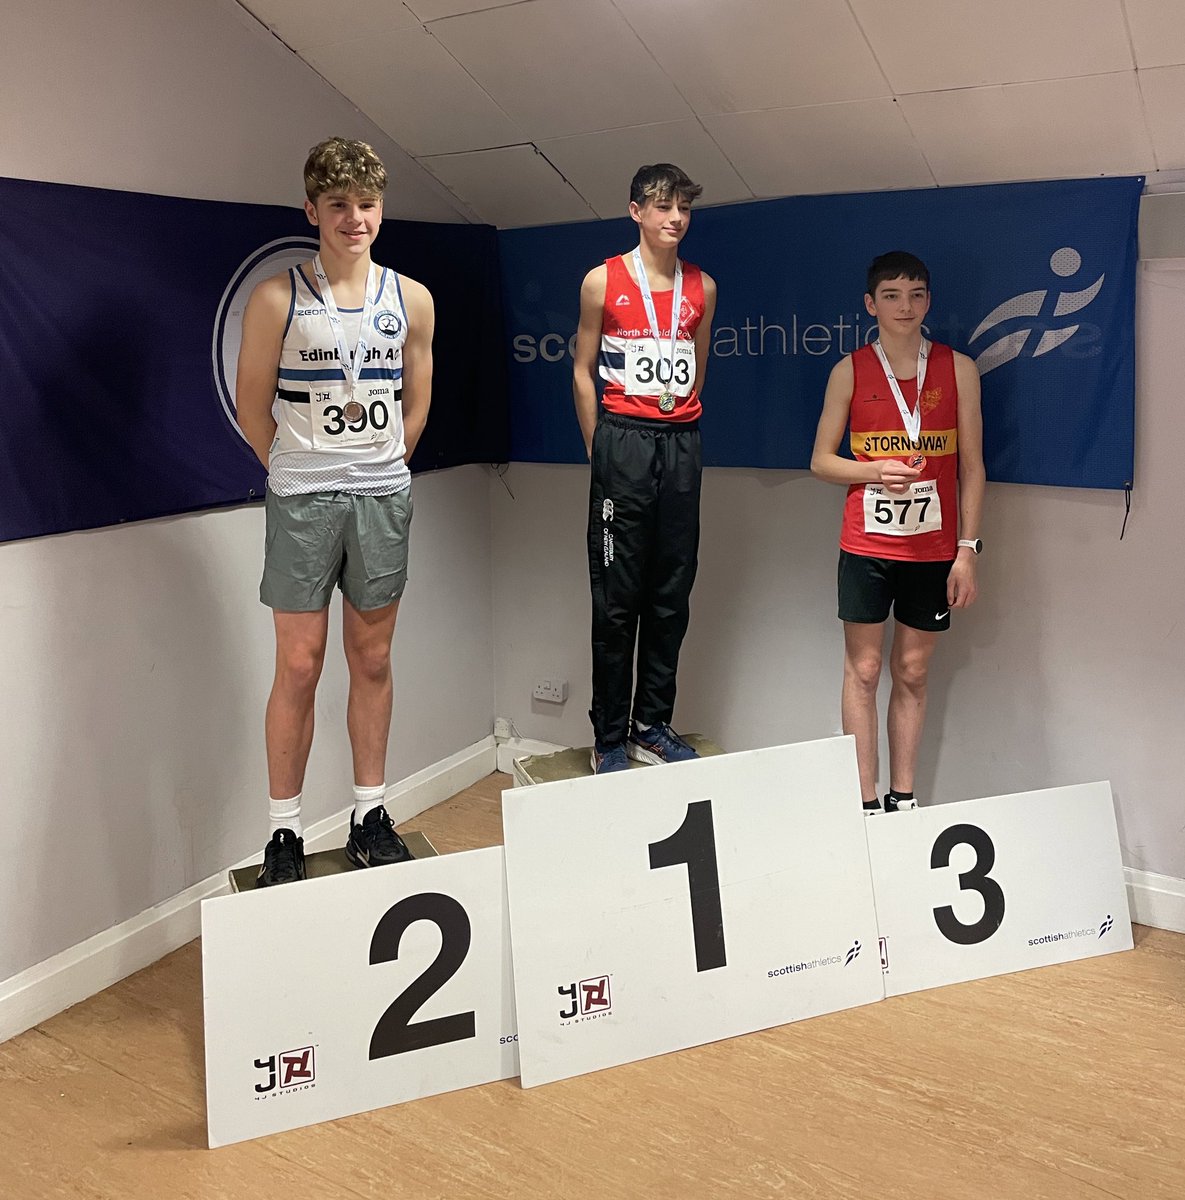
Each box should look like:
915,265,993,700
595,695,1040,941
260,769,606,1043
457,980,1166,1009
649,799,727,972
368,893,476,1060
931,824,1006,945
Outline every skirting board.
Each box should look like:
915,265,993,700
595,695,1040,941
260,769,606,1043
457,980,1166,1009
1125,867,1185,934
0,737,498,1045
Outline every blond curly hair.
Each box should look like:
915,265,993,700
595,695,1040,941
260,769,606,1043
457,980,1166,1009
303,137,388,201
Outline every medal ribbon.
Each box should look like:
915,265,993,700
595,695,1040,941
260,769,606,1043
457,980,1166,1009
311,254,377,398
632,247,683,397
872,338,929,446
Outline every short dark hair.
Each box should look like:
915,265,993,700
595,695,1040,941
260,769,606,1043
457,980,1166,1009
629,163,703,207
866,251,930,297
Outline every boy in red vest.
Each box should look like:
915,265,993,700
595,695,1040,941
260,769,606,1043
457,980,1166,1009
811,252,985,813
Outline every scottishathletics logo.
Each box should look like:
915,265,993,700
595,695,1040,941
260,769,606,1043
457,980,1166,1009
969,246,1105,375
212,236,319,443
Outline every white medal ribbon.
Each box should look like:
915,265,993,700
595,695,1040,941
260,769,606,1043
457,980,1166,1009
872,338,929,446
311,254,377,400
632,247,683,399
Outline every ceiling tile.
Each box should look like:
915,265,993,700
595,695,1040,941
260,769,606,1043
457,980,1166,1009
849,0,1133,92
1139,66,1185,168
615,0,889,114
429,0,691,139
900,73,1155,185
1125,0,1185,68
303,27,523,156
241,0,420,52
405,0,523,18
538,121,752,218
703,100,934,198
419,144,597,226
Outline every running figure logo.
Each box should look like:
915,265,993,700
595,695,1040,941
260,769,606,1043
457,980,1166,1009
969,247,1104,375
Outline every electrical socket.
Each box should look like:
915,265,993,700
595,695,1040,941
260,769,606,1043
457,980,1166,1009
532,678,568,704
493,716,513,740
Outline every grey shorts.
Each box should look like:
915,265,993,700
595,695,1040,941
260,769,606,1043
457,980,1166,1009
260,487,412,612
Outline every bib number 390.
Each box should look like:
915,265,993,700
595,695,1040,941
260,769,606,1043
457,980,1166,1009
930,824,1005,945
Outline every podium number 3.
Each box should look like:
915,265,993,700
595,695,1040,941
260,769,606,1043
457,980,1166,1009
931,824,1006,945
368,893,476,1060
649,799,727,972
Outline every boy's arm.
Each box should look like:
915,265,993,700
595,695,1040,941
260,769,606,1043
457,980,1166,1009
399,277,435,464
235,274,290,469
810,357,921,494
947,351,985,609
572,265,606,460
691,271,718,397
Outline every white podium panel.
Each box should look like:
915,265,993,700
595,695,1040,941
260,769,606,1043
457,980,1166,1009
202,846,517,1146
866,782,1132,997
503,739,884,1088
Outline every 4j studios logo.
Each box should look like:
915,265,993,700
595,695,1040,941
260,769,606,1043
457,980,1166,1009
253,1045,316,1099
970,246,1105,375
557,975,612,1024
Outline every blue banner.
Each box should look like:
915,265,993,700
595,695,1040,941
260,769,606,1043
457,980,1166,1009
0,177,508,544
500,177,1141,490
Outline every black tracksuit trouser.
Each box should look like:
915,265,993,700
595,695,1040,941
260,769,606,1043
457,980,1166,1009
587,412,702,747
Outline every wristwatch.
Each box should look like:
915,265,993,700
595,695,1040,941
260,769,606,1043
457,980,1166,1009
957,538,983,554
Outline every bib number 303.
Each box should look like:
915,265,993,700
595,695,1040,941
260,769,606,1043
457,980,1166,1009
624,341,695,398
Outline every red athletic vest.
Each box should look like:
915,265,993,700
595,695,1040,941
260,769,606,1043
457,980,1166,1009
839,341,959,562
599,255,704,421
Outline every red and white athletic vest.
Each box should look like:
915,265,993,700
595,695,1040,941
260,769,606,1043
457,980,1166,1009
598,255,704,421
839,341,960,562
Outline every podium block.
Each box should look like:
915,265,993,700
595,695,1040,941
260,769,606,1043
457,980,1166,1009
502,737,884,1087
866,782,1132,996
203,845,517,1146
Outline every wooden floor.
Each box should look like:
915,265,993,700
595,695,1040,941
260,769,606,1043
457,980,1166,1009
1,773,1182,1200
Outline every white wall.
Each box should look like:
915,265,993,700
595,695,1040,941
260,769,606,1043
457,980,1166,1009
491,266,1185,883
0,0,493,985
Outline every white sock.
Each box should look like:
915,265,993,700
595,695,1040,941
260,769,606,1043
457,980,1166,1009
353,783,386,825
269,794,302,839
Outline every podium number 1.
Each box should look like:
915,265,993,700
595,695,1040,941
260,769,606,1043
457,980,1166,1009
649,799,727,972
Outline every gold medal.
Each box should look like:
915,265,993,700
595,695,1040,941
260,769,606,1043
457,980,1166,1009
343,399,365,423
659,391,675,413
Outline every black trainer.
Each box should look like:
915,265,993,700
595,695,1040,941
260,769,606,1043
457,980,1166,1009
883,793,919,813
346,804,413,868
256,828,306,887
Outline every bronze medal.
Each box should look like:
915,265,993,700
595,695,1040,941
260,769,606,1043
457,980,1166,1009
343,399,365,423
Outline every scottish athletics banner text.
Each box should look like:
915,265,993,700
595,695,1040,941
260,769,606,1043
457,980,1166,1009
500,177,1140,490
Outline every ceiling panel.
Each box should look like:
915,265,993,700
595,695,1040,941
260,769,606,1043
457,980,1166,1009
405,0,523,19
849,0,1133,92
537,120,752,219
1139,66,1185,168
614,0,889,115
429,0,691,140
303,26,523,156
419,144,597,226
704,100,934,198
1124,0,1185,68
901,73,1154,186
241,0,420,52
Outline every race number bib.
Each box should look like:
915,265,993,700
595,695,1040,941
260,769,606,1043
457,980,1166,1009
863,480,942,536
624,340,695,398
311,382,395,448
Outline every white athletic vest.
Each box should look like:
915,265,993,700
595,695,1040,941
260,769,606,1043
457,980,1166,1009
268,263,410,497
